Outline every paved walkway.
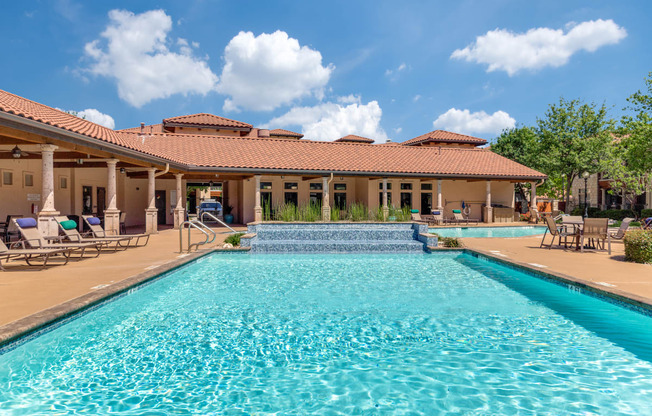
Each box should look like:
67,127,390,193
0,226,246,326
462,234,652,301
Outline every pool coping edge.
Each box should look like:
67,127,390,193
0,248,217,350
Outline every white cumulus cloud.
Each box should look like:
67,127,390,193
451,19,627,75
77,109,116,129
433,108,515,136
217,30,333,112
84,9,218,107
265,99,387,142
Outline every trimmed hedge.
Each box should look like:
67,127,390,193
623,230,652,264
570,207,637,221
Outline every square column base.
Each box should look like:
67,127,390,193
145,208,158,234
38,211,61,237
254,207,263,223
174,208,185,229
104,209,120,236
322,206,331,222
483,206,493,223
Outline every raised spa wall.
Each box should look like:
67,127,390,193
241,222,437,253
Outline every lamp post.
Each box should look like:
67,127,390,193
582,171,590,218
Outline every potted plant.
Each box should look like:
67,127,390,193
223,204,234,224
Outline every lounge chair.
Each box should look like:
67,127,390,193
643,217,652,230
13,217,101,258
447,209,479,225
0,239,72,270
54,216,130,251
581,218,611,255
540,216,573,250
609,217,633,240
431,210,444,225
82,215,149,247
529,208,541,224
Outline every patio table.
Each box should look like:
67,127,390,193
561,218,584,250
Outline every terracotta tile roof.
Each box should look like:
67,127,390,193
162,113,252,129
335,134,374,143
120,133,545,179
269,128,303,138
402,130,487,146
0,89,544,180
0,89,125,145
118,123,166,133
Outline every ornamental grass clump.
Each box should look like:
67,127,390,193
277,203,298,222
348,202,369,221
623,229,652,264
224,232,244,246
298,203,321,222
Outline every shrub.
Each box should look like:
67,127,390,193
224,232,244,246
642,209,652,219
570,208,638,221
439,236,463,248
624,230,652,264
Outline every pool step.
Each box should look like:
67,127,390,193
255,228,417,241
249,239,426,253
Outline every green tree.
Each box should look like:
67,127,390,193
536,98,614,212
491,126,541,208
606,72,652,208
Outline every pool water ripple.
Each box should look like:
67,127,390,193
1,252,652,414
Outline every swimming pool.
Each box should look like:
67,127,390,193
1,252,652,414
431,225,547,238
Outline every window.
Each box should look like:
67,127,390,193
309,182,323,190
378,182,392,190
421,183,432,191
261,182,272,190
400,183,412,190
310,192,323,206
59,176,68,189
2,171,13,186
334,192,347,209
334,183,346,191
284,191,298,206
284,182,298,190
400,192,412,209
379,192,392,206
23,172,34,187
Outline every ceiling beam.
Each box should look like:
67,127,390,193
53,162,135,169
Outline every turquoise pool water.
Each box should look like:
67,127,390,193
431,225,547,238
1,252,652,414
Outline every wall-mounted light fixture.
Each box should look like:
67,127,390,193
120,168,126,174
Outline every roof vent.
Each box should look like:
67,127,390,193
140,122,145,134
386,139,392,143
258,129,270,138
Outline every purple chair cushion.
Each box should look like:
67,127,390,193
16,217,37,228
87,217,101,226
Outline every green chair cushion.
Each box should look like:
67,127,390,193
453,209,462,214
60,220,77,230
411,209,419,213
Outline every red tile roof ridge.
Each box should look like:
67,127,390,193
269,128,303,137
402,129,487,145
162,113,252,128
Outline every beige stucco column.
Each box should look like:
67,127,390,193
37,144,60,236
382,178,389,220
322,176,331,221
103,159,120,235
436,179,443,211
483,180,493,223
530,181,537,210
145,167,158,234
174,173,185,229
254,175,262,222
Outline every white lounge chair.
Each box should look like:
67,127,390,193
13,217,101,258
82,215,149,247
0,239,72,270
54,216,130,252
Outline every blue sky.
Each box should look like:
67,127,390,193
1,0,650,143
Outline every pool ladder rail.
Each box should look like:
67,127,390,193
179,213,237,253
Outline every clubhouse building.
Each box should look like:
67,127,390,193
0,89,546,235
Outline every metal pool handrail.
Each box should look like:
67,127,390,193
179,220,216,253
200,211,237,234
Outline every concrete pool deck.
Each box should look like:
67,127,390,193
1,222,651,346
